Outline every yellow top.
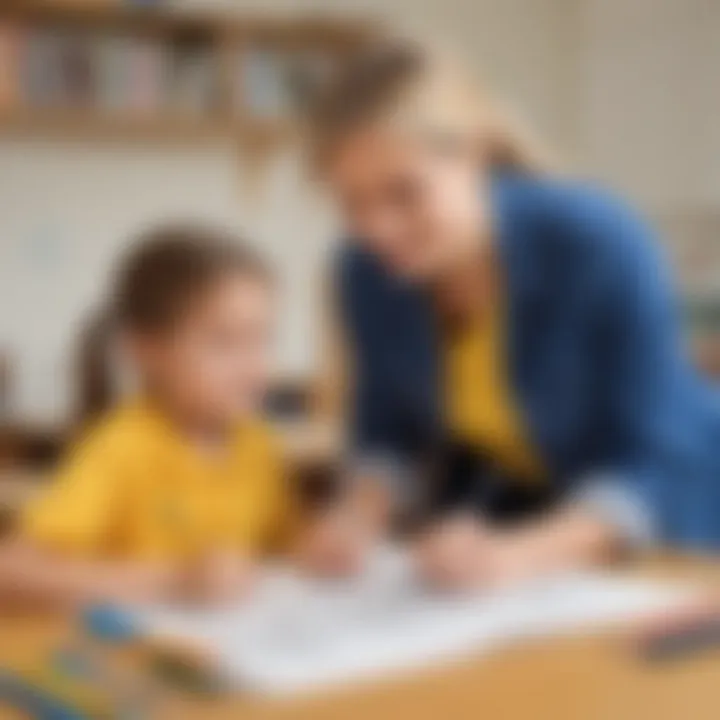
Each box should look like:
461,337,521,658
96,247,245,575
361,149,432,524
444,302,544,482
23,401,293,560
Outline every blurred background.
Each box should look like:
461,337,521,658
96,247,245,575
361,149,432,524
1,0,719,482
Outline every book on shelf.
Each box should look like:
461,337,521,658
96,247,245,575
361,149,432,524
239,47,337,121
0,17,355,127
95,34,169,116
240,48,290,120
0,23,23,111
130,36,169,115
5,25,199,119
170,41,216,116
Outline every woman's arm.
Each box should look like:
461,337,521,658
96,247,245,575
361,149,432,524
414,509,617,591
486,509,619,584
561,189,685,552
418,190,686,589
502,193,681,574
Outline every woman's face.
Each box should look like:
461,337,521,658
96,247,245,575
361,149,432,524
326,126,484,281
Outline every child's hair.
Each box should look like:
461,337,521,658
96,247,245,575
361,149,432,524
306,35,551,174
76,224,272,426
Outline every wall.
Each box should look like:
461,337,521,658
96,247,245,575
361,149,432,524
2,0,717,423
577,0,720,211
1,0,567,423
575,0,720,303
0,141,332,421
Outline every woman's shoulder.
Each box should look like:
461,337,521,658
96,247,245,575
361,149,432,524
334,240,389,285
498,171,663,278
333,239,417,313
514,171,652,239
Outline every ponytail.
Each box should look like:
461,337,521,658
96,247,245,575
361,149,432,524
74,308,116,429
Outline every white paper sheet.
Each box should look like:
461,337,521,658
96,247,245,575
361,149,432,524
133,549,694,695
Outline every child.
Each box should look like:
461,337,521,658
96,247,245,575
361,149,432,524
0,224,302,608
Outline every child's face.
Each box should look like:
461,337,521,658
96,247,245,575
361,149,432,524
134,275,275,427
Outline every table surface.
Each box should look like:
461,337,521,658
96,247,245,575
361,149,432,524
1,556,719,720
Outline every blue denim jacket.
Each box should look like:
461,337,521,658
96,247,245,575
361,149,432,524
336,170,720,549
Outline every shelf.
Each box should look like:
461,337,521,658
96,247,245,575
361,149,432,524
1,1,373,46
0,109,299,146
0,3,370,148
0,109,223,141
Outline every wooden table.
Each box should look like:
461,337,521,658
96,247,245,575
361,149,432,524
1,556,719,720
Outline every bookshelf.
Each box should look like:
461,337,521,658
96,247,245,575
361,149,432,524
0,1,372,146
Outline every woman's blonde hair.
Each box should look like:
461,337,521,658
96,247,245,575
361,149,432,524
307,35,551,174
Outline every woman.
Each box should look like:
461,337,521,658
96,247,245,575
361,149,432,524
308,38,720,589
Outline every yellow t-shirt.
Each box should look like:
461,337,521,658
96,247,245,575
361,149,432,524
23,402,293,560
445,303,544,482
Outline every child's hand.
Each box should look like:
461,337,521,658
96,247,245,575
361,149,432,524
178,551,257,606
295,507,377,578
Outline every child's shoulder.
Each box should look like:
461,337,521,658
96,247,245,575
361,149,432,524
73,400,168,460
233,418,282,453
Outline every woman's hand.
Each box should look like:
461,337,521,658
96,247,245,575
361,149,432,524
414,518,545,592
413,508,619,593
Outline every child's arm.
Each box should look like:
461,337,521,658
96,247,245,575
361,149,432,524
0,540,260,610
3,427,184,610
292,479,391,578
0,537,184,610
